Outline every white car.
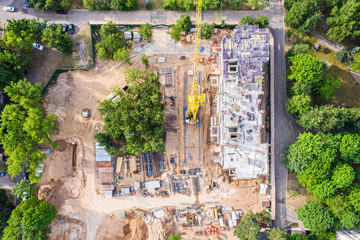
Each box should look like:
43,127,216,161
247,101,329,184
3,6,15,12
32,43,44,51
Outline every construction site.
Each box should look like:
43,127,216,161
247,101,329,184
36,7,271,239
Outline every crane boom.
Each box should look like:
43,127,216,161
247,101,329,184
185,0,206,124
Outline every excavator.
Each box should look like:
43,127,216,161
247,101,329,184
184,0,206,124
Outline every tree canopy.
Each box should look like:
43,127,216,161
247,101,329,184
284,0,322,33
169,14,192,41
200,23,216,40
266,227,287,240
95,21,130,61
234,211,261,240
139,23,153,41
2,197,57,240
42,26,73,54
239,16,255,26
29,0,71,11
351,53,360,72
326,0,360,42
0,79,56,183
0,50,28,88
96,68,165,156
297,200,335,231
288,54,324,84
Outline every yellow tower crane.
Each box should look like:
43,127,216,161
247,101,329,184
184,0,206,124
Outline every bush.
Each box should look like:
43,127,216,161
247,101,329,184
285,0,321,32
239,15,255,25
254,15,269,28
287,44,309,58
220,19,228,29
200,22,216,39
286,94,312,115
336,46,360,62
289,81,312,96
139,23,153,41
140,54,149,67
298,200,335,231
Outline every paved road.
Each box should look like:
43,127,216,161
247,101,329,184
268,1,304,227
0,0,301,227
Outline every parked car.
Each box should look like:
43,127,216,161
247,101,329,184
56,9,67,14
69,24,74,34
63,24,69,32
32,43,44,51
25,0,29,7
3,6,15,12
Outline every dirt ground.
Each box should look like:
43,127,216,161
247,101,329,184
286,172,314,211
40,29,270,240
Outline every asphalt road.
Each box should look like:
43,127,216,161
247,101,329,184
0,0,302,227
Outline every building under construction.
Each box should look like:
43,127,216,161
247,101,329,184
211,25,270,179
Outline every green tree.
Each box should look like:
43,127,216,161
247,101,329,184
289,81,312,96
326,0,360,42
297,200,334,231
266,227,287,240
331,163,355,189
140,54,149,67
200,22,216,39
297,105,347,132
112,0,138,10
169,24,182,41
287,44,309,58
284,0,296,10
183,0,195,10
288,54,324,84
325,194,352,219
298,11,322,33
340,211,360,229
284,132,324,174
285,0,322,33
239,16,255,26
349,185,360,212
42,26,73,54
113,48,131,64
11,180,39,199
2,19,37,55
255,15,269,28
177,14,192,32
0,79,56,183
0,50,28,88
286,94,311,115
234,211,261,240
96,22,129,61
2,197,57,240
340,134,360,163
316,74,341,100
30,0,72,11
287,233,308,240
351,54,360,72
97,68,165,155
83,0,111,10
168,234,181,240
139,23,153,41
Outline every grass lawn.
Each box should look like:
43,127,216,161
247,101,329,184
285,28,360,107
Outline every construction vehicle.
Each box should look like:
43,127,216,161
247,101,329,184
184,0,206,124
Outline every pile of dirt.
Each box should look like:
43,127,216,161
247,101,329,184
95,209,178,240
